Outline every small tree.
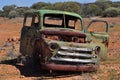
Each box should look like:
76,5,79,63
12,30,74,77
31,2,50,9
53,2,65,11
0,10,3,17
85,4,102,16
53,2,82,15
95,0,112,11
96,0,111,2
16,7,29,17
63,2,82,15
2,4,17,17
102,7,120,17
8,10,17,19
25,9,35,13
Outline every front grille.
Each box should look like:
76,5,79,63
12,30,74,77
50,46,98,65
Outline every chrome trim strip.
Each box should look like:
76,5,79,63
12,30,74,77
60,46,93,52
57,51,93,58
51,57,95,63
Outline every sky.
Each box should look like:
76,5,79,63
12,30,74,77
0,0,120,10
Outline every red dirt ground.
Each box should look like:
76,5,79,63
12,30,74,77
0,17,120,80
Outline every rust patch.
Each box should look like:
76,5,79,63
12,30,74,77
41,63,98,72
41,29,86,38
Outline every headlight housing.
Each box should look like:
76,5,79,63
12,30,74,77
95,46,101,55
49,43,59,51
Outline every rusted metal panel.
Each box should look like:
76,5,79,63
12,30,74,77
41,29,86,38
41,63,98,71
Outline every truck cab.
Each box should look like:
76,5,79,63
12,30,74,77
20,10,109,71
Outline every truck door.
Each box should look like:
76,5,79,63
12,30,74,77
20,13,40,56
85,20,109,60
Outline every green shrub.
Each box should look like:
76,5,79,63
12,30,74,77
8,10,17,19
102,7,120,17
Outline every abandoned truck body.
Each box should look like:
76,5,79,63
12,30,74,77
20,10,109,71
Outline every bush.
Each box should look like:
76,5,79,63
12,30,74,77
8,10,17,19
102,7,120,17
0,10,3,17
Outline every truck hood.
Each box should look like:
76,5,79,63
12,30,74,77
41,28,86,38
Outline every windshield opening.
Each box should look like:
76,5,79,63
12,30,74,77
43,14,82,30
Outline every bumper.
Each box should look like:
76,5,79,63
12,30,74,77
41,63,99,72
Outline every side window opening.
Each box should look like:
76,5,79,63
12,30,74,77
24,14,40,28
32,15,39,27
24,15,33,27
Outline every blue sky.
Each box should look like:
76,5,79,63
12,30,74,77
0,0,120,10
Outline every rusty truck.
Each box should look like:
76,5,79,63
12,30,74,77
20,10,109,71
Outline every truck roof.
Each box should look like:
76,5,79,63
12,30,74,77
35,9,82,19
